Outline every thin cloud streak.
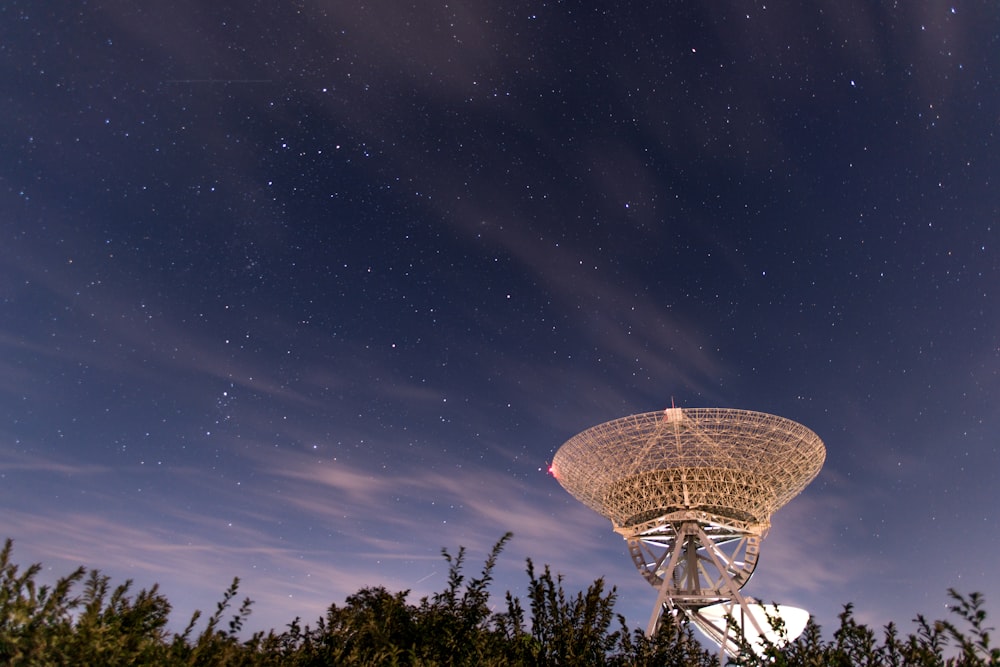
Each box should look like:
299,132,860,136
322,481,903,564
0,449,111,475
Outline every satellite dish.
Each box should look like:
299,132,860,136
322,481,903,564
692,602,810,656
552,407,825,657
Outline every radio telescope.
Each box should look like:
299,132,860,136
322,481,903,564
551,407,825,656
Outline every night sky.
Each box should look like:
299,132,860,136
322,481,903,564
2,0,998,638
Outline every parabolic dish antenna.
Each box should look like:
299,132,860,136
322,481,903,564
551,407,825,657
694,603,810,655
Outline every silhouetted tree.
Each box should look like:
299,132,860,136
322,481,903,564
1,535,999,666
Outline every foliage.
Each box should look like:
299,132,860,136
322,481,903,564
1,535,998,665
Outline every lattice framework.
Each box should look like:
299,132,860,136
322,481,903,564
552,407,825,534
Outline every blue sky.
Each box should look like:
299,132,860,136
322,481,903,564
2,0,998,641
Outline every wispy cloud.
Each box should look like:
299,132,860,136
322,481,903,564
0,448,111,475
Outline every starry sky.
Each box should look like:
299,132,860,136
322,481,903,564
2,0,998,639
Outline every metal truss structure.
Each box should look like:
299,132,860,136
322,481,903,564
552,407,825,655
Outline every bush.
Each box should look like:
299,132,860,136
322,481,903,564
1,536,997,666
